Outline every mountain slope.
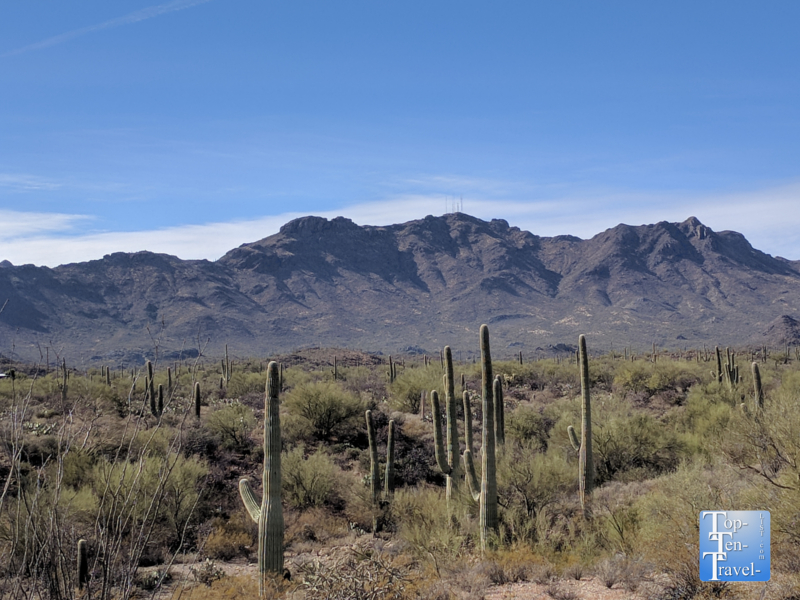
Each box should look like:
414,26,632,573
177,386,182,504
1,214,799,364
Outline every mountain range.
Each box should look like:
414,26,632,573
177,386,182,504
2,213,800,365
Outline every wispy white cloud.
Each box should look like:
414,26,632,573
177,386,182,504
0,210,92,242
0,173,64,192
1,0,214,58
2,181,799,267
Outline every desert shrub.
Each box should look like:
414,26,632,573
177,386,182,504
297,545,412,600
632,460,747,593
497,442,573,523
389,365,446,413
282,446,341,510
205,403,256,453
505,405,551,450
284,381,364,441
590,397,683,483
392,486,474,573
190,559,226,586
284,507,349,548
203,512,255,560
225,371,267,399
614,363,653,395
674,387,734,457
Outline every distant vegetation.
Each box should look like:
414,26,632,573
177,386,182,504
0,335,799,599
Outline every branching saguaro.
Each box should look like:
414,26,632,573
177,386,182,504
238,361,285,595
462,324,499,553
431,346,464,501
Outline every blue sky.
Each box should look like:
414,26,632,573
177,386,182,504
2,1,799,266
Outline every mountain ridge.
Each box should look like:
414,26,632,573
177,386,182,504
1,213,799,364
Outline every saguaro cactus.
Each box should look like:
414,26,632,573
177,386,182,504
432,346,464,500
366,410,381,510
577,334,594,516
238,362,284,593
463,324,498,552
77,538,88,591
194,382,201,418
366,410,396,532
146,360,156,416
752,362,764,410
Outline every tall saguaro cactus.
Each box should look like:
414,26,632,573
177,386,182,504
463,324,498,552
752,362,764,410
577,334,594,516
238,362,284,593
431,346,463,500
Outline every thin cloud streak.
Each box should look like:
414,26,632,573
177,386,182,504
1,0,214,58
0,210,91,241
2,183,800,267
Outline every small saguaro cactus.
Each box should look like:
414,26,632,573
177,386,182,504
194,382,202,418
752,362,764,410
463,324,499,553
714,346,722,383
146,360,156,416
387,356,396,383
61,359,68,403
238,362,284,593
77,538,88,591
567,335,594,517
365,410,396,532
431,346,464,501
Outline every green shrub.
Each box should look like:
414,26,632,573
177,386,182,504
205,403,256,453
225,371,268,399
388,365,444,413
281,446,341,510
590,396,683,483
497,442,573,521
284,381,364,441
505,405,550,451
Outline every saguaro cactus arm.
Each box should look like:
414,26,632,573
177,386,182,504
239,478,261,523
567,425,580,452
463,391,474,456
462,449,481,502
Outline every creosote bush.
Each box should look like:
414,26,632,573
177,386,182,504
281,446,341,510
284,381,365,441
